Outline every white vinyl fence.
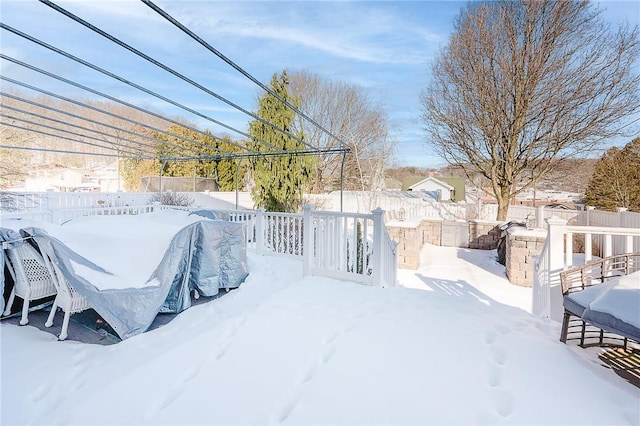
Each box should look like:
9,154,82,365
0,191,253,213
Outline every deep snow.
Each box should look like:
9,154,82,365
1,212,639,425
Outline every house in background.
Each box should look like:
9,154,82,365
403,176,466,202
14,165,113,192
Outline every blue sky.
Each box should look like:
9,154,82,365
1,0,639,168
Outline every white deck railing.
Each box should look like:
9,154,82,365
2,203,398,288
221,206,398,288
533,216,640,320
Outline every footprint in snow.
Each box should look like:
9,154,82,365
492,388,515,417
495,323,511,335
321,344,336,363
272,392,301,425
144,386,186,419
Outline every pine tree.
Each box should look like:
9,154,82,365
154,125,219,178
248,71,313,212
584,138,640,212
211,135,247,191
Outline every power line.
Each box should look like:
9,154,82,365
0,142,143,159
38,0,323,152
1,94,169,157
2,111,348,161
1,89,217,159
141,0,351,151
0,29,282,154
0,119,152,158
1,112,149,157
0,68,247,157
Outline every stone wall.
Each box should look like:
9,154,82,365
469,220,502,250
388,218,508,269
386,216,548,288
387,219,442,269
504,228,546,287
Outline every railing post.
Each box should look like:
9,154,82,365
585,206,595,226
546,216,568,321
536,205,545,228
255,208,265,256
391,240,399,287
616,207,631,254
302,204,313,277
372,207,385,287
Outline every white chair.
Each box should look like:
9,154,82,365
2,240,58,325
40,248,91,341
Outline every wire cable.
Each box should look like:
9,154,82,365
1,112,150,157
0,141,145,159
141,0,351,151
1,90,217,158
0,28,281,154
0,117,149,157
0,69,245,158
38,0,321,152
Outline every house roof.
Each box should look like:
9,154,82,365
408,177,454,191
437,177,466,202
403,176,466,202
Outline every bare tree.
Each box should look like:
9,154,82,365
420,0,640,220
289,71,395,194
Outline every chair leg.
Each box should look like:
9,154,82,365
560,312,570,343
45,298,58,328
19,298,30,325
59,310,71,341
3,289,16,316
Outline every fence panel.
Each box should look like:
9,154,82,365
310,211,375,284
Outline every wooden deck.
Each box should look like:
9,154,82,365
599,348,640,388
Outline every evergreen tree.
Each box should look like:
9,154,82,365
120,157,160,191
211,135,247,191
154,125,219,178
248,71,313,212
584,138,640,212
121,126,247,191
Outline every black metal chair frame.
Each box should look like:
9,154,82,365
559,252,640,350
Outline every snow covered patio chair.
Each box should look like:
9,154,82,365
2,239,57,325
40,247,91,341
559,252,640,349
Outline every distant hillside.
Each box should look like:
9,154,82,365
386,158,597,195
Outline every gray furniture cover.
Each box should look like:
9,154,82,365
1,220,248,340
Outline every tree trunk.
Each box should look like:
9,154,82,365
496,200,509,221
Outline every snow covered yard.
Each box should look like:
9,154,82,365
2,243,639,425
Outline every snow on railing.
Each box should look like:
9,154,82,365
306,207,375,284
1,204,183,225
1,200,398,288
381,221,399,287
533,216,640,320
189,205,398,287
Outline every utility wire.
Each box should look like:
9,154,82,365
0,142,148,159
0,69,244,158
141,0,351,151
2,113,356,161
39,0,324,153
2,120,219,162
1,89,215,159
0,113,146,157
1,94,172,157
0,27,281,154
1,112,150,157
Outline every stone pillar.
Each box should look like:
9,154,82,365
505,228,546,287
469,220,502,249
